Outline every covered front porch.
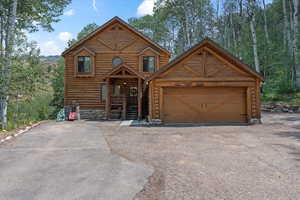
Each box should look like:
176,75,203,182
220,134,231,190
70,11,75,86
104,64,148,120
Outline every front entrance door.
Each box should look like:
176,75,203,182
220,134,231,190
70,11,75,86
110,79,139,120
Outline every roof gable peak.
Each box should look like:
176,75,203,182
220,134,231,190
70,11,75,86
62,16,170,56
147,38,264,81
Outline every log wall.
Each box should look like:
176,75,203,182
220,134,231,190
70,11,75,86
64,21,170,109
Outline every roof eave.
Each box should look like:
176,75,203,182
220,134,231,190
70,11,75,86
61,16,171,57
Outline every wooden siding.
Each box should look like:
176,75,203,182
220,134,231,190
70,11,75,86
160,51,250,80
64,21,170,109
150,46,262,123
162,87,247,123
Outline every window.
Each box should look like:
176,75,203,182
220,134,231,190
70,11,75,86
143,56,155,72
112,57,123,67
100,84,107,102
78,56,91,72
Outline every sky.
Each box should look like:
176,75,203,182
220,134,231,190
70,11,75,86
29,0,273,56
28,0,156,56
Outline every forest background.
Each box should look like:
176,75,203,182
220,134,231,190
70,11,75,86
0,0,299,130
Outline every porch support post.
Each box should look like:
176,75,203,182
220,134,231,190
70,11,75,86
105,78,111,120
138,78,142,120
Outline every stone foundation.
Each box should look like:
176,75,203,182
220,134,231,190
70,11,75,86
79,110,106,120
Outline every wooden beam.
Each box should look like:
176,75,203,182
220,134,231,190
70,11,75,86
107,75,139,79
183,65,202,76
159,47,205,78
154,77,256,82
159,87,163,120
97,38,114,50
118,39,136,51
105,78,111,119
247,87,252,122
154,81,256,87
203,50,207,76
149,82,153,121
207,65,228,77
203,47,250,77
138,78,142,120
256,79,261,120
122,95,127,120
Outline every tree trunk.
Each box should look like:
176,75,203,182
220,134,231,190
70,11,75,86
262,0,270,45
230,13,238,55
249,5,260,72
0,0,18,130
292,0,300,88
283,0,292,53
237,0,244,59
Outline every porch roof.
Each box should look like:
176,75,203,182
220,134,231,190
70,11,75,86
104,64,146,80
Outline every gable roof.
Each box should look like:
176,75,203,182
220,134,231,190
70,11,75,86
103,63,145,80
72,46,95,56
62,16,171,56
138,46,161,55
147,38,264,81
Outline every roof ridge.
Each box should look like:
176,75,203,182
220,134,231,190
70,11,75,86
62,17,171,56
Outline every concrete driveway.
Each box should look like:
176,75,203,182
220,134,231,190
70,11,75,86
0,121,153,200
101,113,300,200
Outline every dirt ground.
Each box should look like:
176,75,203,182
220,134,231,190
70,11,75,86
101,113,300,200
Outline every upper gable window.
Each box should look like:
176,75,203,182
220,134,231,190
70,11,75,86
112,57,123,67
143,56,155,72
78,56,91,72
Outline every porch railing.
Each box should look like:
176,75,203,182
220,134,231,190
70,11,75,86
111,96,125,105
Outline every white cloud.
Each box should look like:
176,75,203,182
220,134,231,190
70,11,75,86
137,0,156,16
58,32,73,42
64,9,75,16
40,41,63,56
92,0,98,11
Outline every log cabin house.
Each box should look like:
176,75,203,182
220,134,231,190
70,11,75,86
62,16,264,124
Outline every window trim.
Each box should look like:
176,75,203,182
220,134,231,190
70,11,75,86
77,56,92,73
73,47,95,77
138,47,160,73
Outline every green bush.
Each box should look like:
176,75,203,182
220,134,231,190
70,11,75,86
6,94,55,130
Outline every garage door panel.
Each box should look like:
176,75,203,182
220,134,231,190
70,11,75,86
163,87,247,123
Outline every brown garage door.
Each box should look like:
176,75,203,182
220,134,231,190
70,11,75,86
162,87,247,123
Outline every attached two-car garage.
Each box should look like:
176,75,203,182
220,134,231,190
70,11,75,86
148,39,263,124
162,87,247,123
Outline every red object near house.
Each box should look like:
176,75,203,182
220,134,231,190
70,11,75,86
68,112,76,121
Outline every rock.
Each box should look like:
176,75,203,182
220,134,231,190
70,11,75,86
262,103,300,113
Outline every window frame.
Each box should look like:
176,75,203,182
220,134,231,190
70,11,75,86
138,47,160,73
142,56,156,72
73,47,96,77
112,57,123,67
77,56,92,73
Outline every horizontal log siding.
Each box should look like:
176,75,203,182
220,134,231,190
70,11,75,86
64,22,170,110
150,47,262,122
